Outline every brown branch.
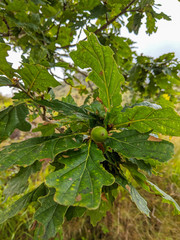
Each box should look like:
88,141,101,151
41,105,50,122
87,81,93,91
94,0,137,35
56,22,61,40
59,0,137,49
54,57,94,91
50,69,64,81
2,17,10,36
57,58,88,77
13,81,34,100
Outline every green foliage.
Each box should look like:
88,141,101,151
0,103,31,142
0,0,180,239
106,130,174,162
46,143,114,209
127,53,180,103
70,32,124,111
0,183,47,225
147,180,180,215
3,160,42,201
34,189,68,240
0,43,14,78
111,105,180,136
0,134,83,170
18,64,60,92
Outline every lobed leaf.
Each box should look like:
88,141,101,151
70,32,124,111
116,176,150,216
3,161,42,201
130,185,150,217
0,43,14,78
113,106,180,136
36,99,95,120
34,189,68,240
0,183,47,224
0,76,12,86
46,142,115,209
105,130,174,163
17,64,60,92
127,13,143,35
0,103,31,142
0,134,84,170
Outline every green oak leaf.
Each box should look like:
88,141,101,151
34,189,68,240
46,142,115,209
147,180,180,215
86,192,111,226
105,130,174,163
32,123,59,136
0,76,12,86
116,176,150,216
127,13,143,35
0,134,84,170
3,161,42,201
128,158,152,175
113,106,180,136
0,43,14,78
0,183,48,224
17,64,60,92
0,103,31,142
70,32,124,111
122,161,150,192
65,206,86,221
130,185,150,217
36,99,95,120
146,11,157,34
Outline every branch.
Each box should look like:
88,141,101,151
56,22,61,40
57,58,88,77
94,0,137,35
59,0,137,49
14,81,34,100
54,58,94,91
0,16,10,37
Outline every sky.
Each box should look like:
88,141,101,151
121,0,180,58
1,0,180,96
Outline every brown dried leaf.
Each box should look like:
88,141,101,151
148,136,162,142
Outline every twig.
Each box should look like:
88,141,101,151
14,81,34,100
94,0,137,35
0,16,10,37
151,206,162,224
50,69,64,80
57,58,88,77
87,81,93,91
56,22,61,40
41,105,50,121
55,58,94,91
14,81,52,122
59,0,137,49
